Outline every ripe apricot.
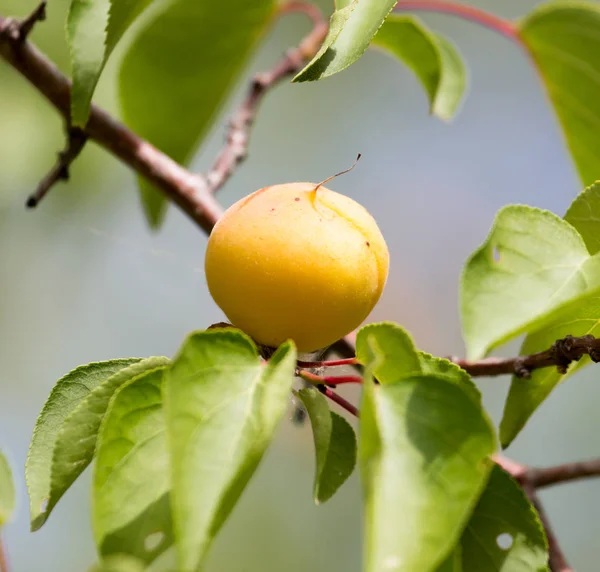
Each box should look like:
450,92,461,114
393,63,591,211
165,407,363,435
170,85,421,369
205,182,389,353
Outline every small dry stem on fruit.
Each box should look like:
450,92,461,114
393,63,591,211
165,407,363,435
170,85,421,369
310,153,362,199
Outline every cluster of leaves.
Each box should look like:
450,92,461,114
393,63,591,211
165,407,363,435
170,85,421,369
65,0,600,229
25,323,550,572
11,0,600,570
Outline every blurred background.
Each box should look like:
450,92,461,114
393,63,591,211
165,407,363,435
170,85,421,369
1,0,598,569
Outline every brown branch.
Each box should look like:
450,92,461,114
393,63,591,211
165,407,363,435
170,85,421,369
26,128,88,207
206,2,327,193
453,334,600,378
0,1,326,232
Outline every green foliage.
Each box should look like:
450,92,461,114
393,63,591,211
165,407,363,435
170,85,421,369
66,0,155,126
93,367,171,564
519,1,600,187
356,321,421,381
294,0,397,82
47,357,169,529
118,0,276,227
27,359,142,531
296,387,356,504
0,451,15,527
371,15,467,121
565,182,600,255
461,205,600,360
358,324,496,572
461,466,548,571
164,330,296,571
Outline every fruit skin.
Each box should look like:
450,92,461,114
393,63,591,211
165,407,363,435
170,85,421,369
205,182,389,353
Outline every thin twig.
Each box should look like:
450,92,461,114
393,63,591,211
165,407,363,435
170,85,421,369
318,385,359,417
0,0,46,43
26,128,88,207
528,458,600,490
206,2,327,193
393,0,518,41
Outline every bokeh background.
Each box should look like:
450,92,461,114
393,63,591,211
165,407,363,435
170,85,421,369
1,0,598,569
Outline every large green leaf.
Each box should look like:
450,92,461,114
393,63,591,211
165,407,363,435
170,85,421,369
519,2,600,187
461,465,548,571
93,367,172,564
359,330,496,572
27,359,141,531
119,0,276,227
46,357,169,528
0,451,15,527
371,15,467,121
565,182,600,255
164,330,296,571
461,205,600,360
296,387,357,504
66,0,156,126
294,0,397,82
500,287,600,447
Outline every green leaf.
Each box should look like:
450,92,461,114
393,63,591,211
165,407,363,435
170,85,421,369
0,451,15,527
356,322,481,403
119,0,276,228
296,387,357,504
564,182,600,255
419,352,481,405
371,15,467,121
27,358,141,531
461,205,600,360
164,330,297,571
437,549,462,572
356,322,422,382
66,0,156,126
360,338,496,572
93,367,172,564
47,357,169,529
500,287,600,447
461,465,548,571
518,1,600,187
89,554,147,572
294,0,397,82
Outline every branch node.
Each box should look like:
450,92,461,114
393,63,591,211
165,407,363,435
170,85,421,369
513,357,531,379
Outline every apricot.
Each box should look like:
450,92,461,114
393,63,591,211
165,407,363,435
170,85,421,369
204,182,389,353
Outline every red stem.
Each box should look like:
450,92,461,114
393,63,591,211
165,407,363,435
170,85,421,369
299,371,363,385
393,0,519,41
296,357,359,368
319,386,359,417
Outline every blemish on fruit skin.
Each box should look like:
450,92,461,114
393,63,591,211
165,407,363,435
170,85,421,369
295,197,300,202
366,241,370,247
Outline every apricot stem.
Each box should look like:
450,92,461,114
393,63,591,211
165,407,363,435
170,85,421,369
311,153,362,197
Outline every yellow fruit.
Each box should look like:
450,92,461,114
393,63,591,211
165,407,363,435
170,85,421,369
204,182,389,353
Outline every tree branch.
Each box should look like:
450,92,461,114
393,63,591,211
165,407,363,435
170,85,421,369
452,334,600,378
0,1,326,232
206,2,327,193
